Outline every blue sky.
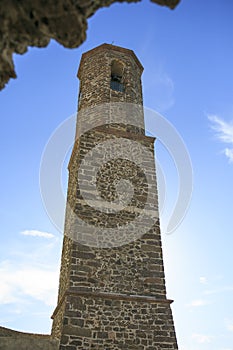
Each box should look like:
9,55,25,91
0,0,233,349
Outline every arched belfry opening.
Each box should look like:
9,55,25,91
110,60,124,92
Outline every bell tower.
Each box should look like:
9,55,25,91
51,44,179,349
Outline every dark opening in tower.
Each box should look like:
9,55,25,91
110,60,124,92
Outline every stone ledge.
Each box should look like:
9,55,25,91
69,124,156,169
51,288,173,319
94,124,156,143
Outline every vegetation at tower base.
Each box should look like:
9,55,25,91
0,0,180,90
51,44,179,349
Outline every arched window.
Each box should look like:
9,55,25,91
110,60,124,92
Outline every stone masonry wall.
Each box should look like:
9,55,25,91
51,236,73,340
76,44,145,138
0,327,59,350
0,337,59,350
77,45,144,108
51,44,179,349
59,294,177,349
52,125,167,339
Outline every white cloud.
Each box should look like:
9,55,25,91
192,333,213,343
224,148,233,162
21,230,55,239
204,286,233,295
187,299,211,307
0,260,59,306
227,324,233,332
225,319,233,332
208,114,233,163
200,276,207,284
0,234,61,308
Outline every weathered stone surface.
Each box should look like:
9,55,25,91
0,337,59,350
0,327,59,350
57,294,177,349
51,44,179,349
0,0,180,90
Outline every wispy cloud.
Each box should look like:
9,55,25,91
0,260,59,306
204,286,233,295
21,230,55,239
200,276,207,284
187,299,211,307
0,231,61,309
192,333,213,343
225,319,233,332
208,114,233,163
144,64,175,111
153,73,175,111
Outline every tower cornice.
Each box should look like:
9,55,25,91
77,43,144,79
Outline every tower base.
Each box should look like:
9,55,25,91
52,289,178,350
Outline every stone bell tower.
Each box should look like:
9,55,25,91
51,44,178,349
